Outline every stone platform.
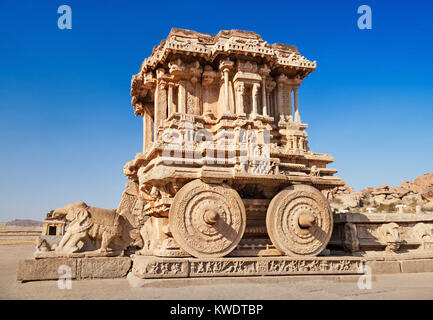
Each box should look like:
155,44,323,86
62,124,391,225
17,257,131,282
130,255,365,279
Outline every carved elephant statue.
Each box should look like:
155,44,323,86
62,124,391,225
378,222,401,252
52,202,127,255
412,223,433,249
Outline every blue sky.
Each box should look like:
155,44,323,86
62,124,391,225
0,0,432,221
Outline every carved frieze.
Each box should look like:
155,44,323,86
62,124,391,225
132,256,364,279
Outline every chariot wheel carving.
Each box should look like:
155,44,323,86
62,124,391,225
266,184,333,256
169,179,246,258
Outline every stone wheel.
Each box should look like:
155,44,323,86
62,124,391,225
169,179,246,258
266,184,333,256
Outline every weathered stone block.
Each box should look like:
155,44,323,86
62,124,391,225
17,257,132,282
400,259,433,273
366,260,401,274
79,257,131,279
17,258,77,282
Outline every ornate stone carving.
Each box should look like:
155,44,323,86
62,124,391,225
412,223,433,249
378,222,401,252
132,256,364,279
266,184,333,256
169,179,246,258
39,202,130,257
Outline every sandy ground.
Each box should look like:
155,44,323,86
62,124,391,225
1,245,433,300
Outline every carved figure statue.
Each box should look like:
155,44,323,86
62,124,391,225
52,202,126,255
378,222,401,252
412,223,433,249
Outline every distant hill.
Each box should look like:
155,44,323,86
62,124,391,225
4,219,43,227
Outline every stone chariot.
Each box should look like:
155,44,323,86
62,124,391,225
125,28,345,261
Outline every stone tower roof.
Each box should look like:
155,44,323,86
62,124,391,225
140,28,316,73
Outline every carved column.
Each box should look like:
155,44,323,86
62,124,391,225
259,65,271,117
154,68,168,140
167,82,174,116
277,82,285,122
224,70,230,114
191,77,201,115
287,87,293,122
154,79,167,140
202,65,217,117
266,80,276,119
261,78,267,116
143,111,153,152
276,74,291,123
273,89,278,122
168,58,186,115
293,86,301,123
219,59,234,116
153,83,159,139
159,80,167,121
234,82,246,117
178,80,186,114
252,83,260,117
189,61,203,116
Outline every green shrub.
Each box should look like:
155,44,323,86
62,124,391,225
375,203,397,213
331,196,343,204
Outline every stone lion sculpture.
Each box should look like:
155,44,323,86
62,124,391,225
52,202,128,255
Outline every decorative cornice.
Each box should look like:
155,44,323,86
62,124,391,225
138,28,316,74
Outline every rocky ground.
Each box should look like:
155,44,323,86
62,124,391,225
1,245,433,299
326,173,433,213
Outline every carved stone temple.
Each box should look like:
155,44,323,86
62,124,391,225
17,29,433,282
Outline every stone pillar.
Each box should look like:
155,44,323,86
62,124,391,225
287,87,293,122
159,81,167,121
235,82,246,117
178,80,186,114
261,78,267,116
259,65,270,117
266,93,270,115
293,87,301,123
224,69,230,114
191,78,201,115
265,80,276,119
252,83,260,117
167,82,174,116
143,111,153,152
276,74,291,123
277,83,285,122
202,66,217,117
153,84,159,140
154,80,167,140
219,59,234,116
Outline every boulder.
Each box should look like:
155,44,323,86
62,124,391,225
423,202,433,212
373,195,386,204
381,198,401,205
402,194,423,206
421,186,433,202
411,173,433,193
330,193,361,210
